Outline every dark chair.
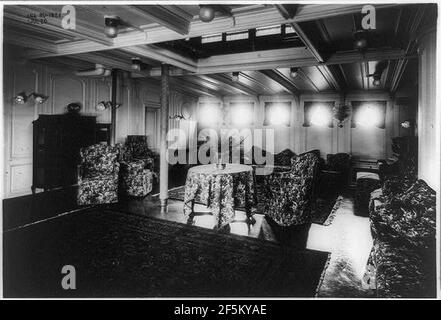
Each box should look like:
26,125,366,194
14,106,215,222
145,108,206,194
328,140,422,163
120,135,156,197
77,144,120,205
119,160,153,197
317,153,351,198
263,152,320,226
122,135,156,171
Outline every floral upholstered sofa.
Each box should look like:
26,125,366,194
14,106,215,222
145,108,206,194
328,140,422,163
263,152,320,226
364,177,436,297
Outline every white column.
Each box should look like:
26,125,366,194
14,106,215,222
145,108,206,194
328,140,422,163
417,30,439,190
159,64,170,209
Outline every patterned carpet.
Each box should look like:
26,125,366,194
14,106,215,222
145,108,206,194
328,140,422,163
4,209,330,298
168,185,342,226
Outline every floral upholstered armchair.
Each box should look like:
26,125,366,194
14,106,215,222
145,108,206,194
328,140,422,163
364,178,436,297
119,160,153,197
263,152,320,226
77,144,120,205
122,135,156,171
119,135,156,197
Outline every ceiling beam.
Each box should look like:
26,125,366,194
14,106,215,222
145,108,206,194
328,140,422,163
129,5,191,35
239,72,277,95
120,45,198,72
4,30,58,53
288,19,345,91
146,47,409,76
274,4,299,19
169,77,221,99
4,5,113,46
72,53,151,77
191,75,247,96
202,74,258,96
259,70,301,96
290,22,325,63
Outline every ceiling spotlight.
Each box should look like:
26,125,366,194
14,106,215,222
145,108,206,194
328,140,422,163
232,72,240,82
14,91,28,104
290,67,299,78
199,5,216,23
131,58,149,71
372,74,381,87
104,16,121,38
353,30,368,51
131,58,142,71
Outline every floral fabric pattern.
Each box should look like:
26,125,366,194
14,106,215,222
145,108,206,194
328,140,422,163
80,144,120,176
78,144,120,205
262,152,320,226
183,165,256,228
364,179,436,298
273,149,297,166
122,135,155,171
120,160,153,197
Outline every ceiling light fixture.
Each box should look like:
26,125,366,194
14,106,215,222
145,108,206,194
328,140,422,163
104,16,121,38
290,67,299,78
199,5,216,23
231,72,240,82
131,58,150,72
353,30,369,51
372,75,381,87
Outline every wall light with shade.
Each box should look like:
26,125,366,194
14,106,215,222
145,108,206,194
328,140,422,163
96,101,121,112
14,91,48,104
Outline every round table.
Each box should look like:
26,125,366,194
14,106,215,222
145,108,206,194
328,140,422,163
183,164,257,228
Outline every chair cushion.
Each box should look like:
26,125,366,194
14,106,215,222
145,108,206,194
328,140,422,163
356,172,380,180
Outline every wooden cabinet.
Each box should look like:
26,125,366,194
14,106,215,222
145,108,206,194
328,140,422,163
32,115,97,192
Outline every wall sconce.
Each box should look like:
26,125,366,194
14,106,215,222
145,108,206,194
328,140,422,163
169,113,190,121
232,72,240,82
401,120,413,129
14,91,48,104
96,101,121,112
290,67,299,78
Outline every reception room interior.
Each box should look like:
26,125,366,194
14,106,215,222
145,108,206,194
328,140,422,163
2,3,439,298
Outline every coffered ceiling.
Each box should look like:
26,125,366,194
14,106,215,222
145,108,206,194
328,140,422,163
4,3,436,98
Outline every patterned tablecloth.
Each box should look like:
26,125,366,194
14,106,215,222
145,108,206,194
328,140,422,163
183,164,257,228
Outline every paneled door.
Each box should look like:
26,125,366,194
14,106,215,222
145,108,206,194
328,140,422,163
145,106,160,152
